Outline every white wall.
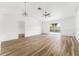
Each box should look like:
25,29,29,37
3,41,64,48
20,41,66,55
0,14,4,42
25,16,42,37
75,9,79,42
60,16,75,36
25,3,43,37
0,9,25,42
0,2,42,41
42,21,50,34
0,13,19,41
0,2,26,42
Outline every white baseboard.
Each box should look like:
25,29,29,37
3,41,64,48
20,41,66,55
1,34,18,42
75,35,79,42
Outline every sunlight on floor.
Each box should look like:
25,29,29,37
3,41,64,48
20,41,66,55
48,32,61,40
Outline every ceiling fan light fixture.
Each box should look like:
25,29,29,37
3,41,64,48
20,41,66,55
38,7,51,18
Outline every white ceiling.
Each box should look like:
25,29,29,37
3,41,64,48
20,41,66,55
0,2,24,14
26,2,79,20
0,2,79,20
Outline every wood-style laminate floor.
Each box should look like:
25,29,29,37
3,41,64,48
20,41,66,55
1,34,79,56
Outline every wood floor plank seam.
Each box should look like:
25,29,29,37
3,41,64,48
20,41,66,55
1,34,79,56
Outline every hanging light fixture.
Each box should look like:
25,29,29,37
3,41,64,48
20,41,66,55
23,2,27,16
38,7,51,18
43,11,51,18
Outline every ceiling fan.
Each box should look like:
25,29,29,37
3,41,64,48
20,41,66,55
38,7,51,18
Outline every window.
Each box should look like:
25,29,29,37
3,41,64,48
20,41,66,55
50,23,60,32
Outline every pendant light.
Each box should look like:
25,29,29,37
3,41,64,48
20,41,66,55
23,2,27,16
